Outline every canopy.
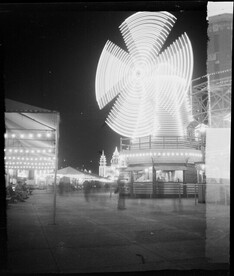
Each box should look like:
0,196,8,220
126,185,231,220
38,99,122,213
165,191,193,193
57,166,83,175
57,166,112,182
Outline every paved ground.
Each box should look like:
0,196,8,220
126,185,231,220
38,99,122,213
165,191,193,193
5,189,229,274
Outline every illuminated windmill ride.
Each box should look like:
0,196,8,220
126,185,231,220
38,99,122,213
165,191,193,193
96,11,193,138
95,12,204,197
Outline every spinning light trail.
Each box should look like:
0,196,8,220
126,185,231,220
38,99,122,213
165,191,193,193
95,11,194,138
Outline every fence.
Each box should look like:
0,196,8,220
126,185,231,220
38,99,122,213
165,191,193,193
132,182,230,205
120,136,202,151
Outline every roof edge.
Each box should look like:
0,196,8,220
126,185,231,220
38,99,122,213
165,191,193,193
5,98,59,113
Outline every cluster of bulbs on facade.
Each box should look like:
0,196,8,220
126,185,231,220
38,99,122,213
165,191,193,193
4,132,53,139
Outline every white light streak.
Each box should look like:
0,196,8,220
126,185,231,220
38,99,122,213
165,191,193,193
95,12,194,138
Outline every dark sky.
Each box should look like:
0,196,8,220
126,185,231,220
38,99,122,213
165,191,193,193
1,2,208,174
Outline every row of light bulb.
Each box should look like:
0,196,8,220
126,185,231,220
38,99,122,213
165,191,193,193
215,79,231,85
5,161,54,166
5,156,55,161
35,170,54,174
6,168,54,174
4,132,53,139
197,69,231,80
121,151,203,158
5,148,54,154
6,166,54,170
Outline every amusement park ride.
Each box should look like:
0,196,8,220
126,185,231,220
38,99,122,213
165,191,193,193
96,11,231,198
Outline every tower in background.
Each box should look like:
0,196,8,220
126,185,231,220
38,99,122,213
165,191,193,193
99,150,106,177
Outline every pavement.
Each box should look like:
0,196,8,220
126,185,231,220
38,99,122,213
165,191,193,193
5,189,230,274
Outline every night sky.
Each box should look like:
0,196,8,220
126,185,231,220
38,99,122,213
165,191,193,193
1,2,208,174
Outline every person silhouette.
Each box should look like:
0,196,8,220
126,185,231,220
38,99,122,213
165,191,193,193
116,180,126,210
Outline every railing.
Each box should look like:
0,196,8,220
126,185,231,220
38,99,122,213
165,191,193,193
120,136,203,151
133,182,153,196
132,182,230,205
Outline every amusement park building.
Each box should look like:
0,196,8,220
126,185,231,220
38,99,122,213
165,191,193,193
4,99,60,187
116,14,232,198
117,135,204,197
96,11,231,199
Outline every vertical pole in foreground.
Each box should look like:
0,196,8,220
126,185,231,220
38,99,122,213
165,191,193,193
53,114,60,225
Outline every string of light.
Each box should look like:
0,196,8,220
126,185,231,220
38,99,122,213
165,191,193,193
4,156,55,161
6,166,55,170
6,161,54,165
4,148,55,154
4,132,54,139
5,162,54,168
121,151,203,158
192,69,231,82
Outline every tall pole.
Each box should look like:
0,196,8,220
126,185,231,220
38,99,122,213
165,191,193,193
152,157,156,197
53,114,60,225
207,74,212,127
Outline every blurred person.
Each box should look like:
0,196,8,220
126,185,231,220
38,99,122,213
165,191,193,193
15,182,28,199
22,182,30,198
58,182,64,194
115,179,126,210
7,183,25,202
83,181,91,202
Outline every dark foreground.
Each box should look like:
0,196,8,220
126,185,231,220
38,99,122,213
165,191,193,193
5,189,229,274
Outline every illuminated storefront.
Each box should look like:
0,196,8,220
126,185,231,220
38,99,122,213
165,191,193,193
4,99,60,187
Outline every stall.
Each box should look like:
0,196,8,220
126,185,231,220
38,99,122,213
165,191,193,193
56,166,112,189
4,98,60,223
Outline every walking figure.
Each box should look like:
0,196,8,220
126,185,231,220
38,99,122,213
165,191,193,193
115,180,126,210
83,181,91,202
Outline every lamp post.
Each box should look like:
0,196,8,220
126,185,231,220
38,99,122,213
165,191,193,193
151,157,157,197
195,123,207,204
52,114,60,225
